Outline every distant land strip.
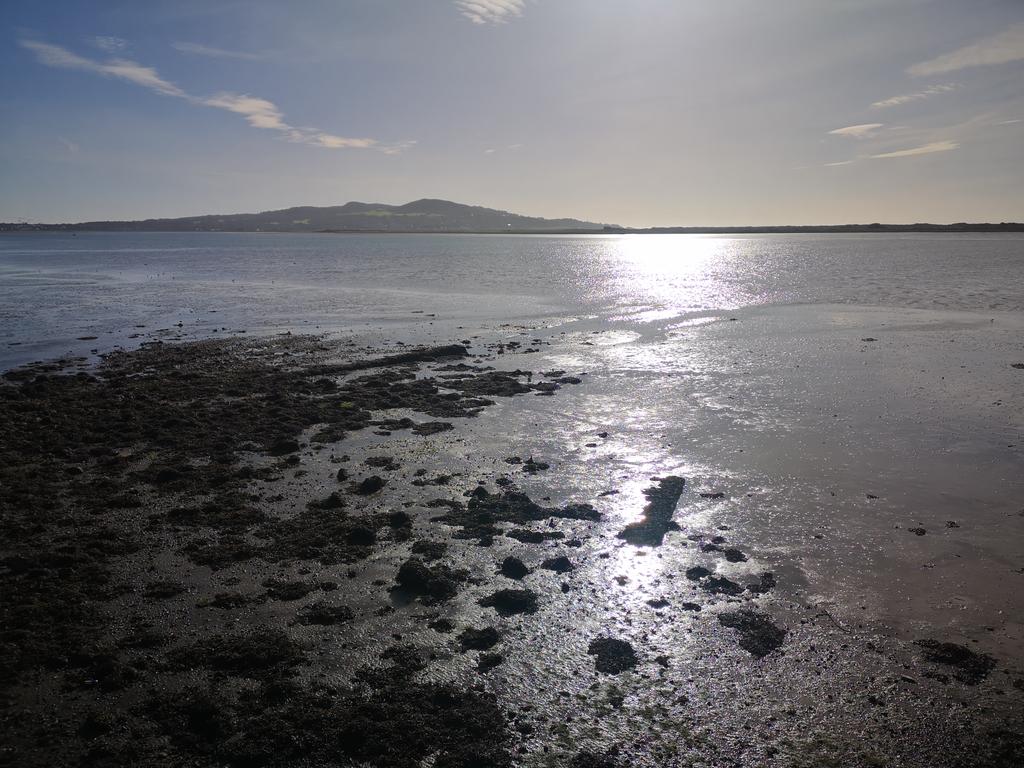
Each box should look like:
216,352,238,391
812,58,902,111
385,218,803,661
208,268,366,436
2,198,1021,233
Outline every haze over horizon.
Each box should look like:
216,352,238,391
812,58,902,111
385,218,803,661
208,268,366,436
2,0,1023,227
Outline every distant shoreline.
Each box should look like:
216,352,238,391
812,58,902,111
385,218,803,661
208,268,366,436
2,223,1023,234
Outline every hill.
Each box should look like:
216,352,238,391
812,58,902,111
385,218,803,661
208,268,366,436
0,199,608,233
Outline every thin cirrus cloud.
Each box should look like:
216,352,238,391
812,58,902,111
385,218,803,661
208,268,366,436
172,41,265,61
19,39,410,153
22,39,187,97
871,83,957,109
454,0,526,25
92,36,127,53
828,123,884,139
909,22,1024,76
870,140,959,159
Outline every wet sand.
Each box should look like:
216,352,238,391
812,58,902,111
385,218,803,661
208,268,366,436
1,326,1022,767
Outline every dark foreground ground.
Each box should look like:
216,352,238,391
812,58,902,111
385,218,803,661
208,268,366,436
1,334,1021,767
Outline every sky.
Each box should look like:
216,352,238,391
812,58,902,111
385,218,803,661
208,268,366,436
1,0,1022,227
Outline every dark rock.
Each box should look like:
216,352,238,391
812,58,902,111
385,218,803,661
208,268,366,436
262,579,315,601
316,344,469,374
477,652,504,672
618,476,686,547
588,638,638,674
522,457,550,474
458,626,501,651
685,566,711,581
908,526,927,536
479,588,539,616
746,572,777,594
428,618,455,633
702,576,745,596
718,610,787,657
410,540,447,562
723,548,747,563
144,580,186,599
412,421,454,436
436,489,598,544
345,524,377,546
541,555,574,573
353,475,386,495
499,556,530,579
700,492,725,499
394,557,467,602
197,591,264,609
309,491,344,509
916,639,996,684
569,751,620,768
293,602,354,626
268,439,300,456
173,629,305,676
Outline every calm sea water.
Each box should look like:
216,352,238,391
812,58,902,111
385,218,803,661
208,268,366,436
1,231,1023,368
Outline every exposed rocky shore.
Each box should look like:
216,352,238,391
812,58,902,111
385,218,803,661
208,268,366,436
1,334,1021,767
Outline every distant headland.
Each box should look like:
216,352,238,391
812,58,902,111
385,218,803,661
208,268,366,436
2,198,1021,233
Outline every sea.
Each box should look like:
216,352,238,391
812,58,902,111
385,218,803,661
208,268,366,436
2,230,1023,658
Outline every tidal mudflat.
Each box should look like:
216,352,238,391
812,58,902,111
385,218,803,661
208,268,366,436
1,319,1022,767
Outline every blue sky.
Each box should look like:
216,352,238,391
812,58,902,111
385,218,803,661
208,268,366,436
1,0,1022,225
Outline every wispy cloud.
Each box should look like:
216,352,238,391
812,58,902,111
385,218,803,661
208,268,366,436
20,39,410,153
871,83,957,109
57,137,80,154
92,36,127,53
823,160,855,167
454,0,526,25
829,123,884,139
870,140,959,159
483,143,524,154
172,41,265,61
22,39,187,97
909,23,1024,76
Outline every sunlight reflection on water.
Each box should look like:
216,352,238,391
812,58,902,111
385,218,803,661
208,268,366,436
601,234,747,313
